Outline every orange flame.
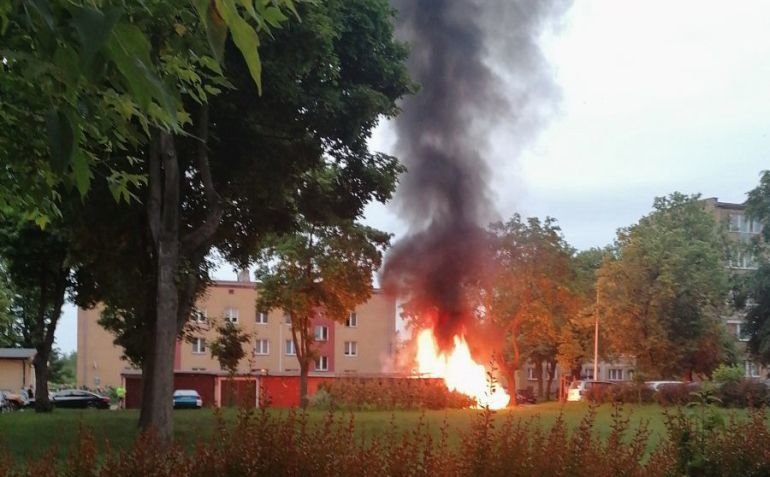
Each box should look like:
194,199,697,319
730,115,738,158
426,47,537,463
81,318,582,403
415,329,510,409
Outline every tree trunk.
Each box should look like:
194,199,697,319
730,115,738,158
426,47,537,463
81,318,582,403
143,132,181,444
299,359,309,409
545,360,556,401
535,360,544,398
138,339,156,429
33,350,52,412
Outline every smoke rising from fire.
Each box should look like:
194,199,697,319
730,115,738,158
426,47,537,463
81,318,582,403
381,0,571,349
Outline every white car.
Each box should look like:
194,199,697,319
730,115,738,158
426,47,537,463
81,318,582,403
645,381,683,391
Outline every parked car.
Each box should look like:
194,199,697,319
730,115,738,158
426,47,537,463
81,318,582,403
52,389,110,409
0,391,9,413
173,389,203,409
516,389,537,404
645,381,683,391
567,380,613,402
0,390,26,410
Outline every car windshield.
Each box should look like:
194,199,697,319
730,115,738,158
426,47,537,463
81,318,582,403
174,390,198,397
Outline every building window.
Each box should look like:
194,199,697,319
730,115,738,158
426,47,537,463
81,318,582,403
729,213,743,232
746,361,761,378
608,369,624,381
256,311,268,324
191,308,208,324
283,312,292,324
344,341,358,357
737,323,751,342
254,339,269,355
527,367,538,381
582,368,597,380
314,325,329,341
346,312,358,327
315,355,329,371
192,338,206,354
285,339,296,356
224,307,239,324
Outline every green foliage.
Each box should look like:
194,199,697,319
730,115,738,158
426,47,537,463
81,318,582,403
597,193,730,378
48,349,76,385
209,321,251,376
315,378,475,410
711,364,744,384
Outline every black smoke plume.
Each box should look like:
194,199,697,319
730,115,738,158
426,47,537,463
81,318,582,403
381,0,571,349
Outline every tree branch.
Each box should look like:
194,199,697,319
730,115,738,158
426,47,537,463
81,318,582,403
182,104,224,256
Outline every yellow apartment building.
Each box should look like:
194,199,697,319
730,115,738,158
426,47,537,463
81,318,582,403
77,277,397,389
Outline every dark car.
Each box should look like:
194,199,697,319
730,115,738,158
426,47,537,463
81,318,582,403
173,389,203,409
52,390,111,409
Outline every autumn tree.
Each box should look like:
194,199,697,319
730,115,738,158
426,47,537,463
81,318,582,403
597,193,731,380
210,320,252,406
486,215,580,404
256,222,391,408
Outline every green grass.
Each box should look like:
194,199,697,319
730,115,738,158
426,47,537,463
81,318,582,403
0,402,750,463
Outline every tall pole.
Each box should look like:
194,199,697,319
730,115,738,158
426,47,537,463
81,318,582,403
593,310,599,380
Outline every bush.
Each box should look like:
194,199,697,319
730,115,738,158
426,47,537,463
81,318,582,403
315,378,475,411
711,364,745,385
655,382,701,406
716,380,769,408
608,383,656,404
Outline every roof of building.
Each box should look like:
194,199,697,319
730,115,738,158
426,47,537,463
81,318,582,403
0,348,36,359
705,197,746,211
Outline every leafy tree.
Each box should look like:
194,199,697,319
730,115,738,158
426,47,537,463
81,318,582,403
556,247,613,383
48,349,76,385
68,0,410,440
484,215,580,404
0,223,74,411
256,222,391,407
597,193,730,380
743,170,770,365
210,320,251,406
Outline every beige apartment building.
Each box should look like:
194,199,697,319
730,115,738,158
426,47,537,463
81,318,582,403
77,277,397,389
705,197,767,379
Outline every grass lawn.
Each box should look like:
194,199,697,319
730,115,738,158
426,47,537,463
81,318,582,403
0,402,750,463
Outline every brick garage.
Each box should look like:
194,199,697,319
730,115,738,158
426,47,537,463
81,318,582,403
122,371,257,409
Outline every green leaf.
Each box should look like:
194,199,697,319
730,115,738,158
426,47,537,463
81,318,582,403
71,150,92,197
71,6,122,72
262,6,288,28
215,0,262,93
193,0,227,71
106,23,177,124
46,110,76,173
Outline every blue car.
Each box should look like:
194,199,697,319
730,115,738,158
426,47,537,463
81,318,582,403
173,389,203,409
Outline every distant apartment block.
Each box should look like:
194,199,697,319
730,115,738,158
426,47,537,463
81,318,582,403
706,197,766,379
77,277,397,389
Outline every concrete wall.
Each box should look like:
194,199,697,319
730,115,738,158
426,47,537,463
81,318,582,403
77,305,132,389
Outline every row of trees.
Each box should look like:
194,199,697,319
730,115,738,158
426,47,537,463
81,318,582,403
409,192,736,404
0,0,412,442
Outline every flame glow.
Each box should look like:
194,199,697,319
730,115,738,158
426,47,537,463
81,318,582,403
415,329,510,409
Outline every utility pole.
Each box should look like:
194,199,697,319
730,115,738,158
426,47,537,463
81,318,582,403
593,286,599,380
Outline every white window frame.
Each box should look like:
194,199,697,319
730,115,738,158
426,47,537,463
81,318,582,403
527,367,538,381
224,307,239,324
285,339,296,356
315,355,329,371
283,312,292,325
256,311,268,325
314,325,329,341
345,312,358,328
192,338,206,354
746,361,761,378
344,341,358,357
254,339,270,355
729,320,751,342
608,368,624,381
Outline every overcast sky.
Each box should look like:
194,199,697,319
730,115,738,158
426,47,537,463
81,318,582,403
55,0,770,353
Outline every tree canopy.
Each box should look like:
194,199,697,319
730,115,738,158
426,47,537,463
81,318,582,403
597,193,731,379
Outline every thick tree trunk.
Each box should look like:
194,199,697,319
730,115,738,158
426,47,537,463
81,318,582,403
143,132,181,444
33,351,52,412
138,339,156,429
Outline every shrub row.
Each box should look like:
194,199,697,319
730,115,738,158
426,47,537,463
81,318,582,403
313,378,476,410
585,380,770,407
2,405,770,476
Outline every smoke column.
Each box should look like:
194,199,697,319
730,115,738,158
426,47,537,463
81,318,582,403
381,0,571,349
